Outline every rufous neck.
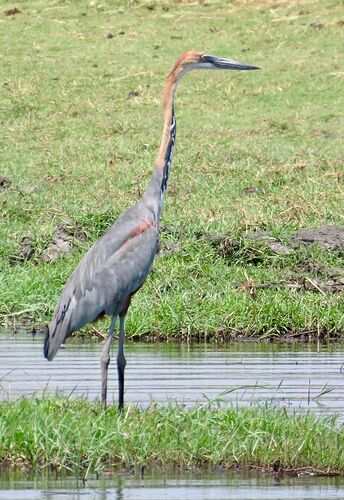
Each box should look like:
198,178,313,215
156,74,178,168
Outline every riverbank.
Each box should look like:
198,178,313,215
0,397,343,477
1,0,343,339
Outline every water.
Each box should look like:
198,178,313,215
1,471,344,499
1,333,344,498
1,332,344,419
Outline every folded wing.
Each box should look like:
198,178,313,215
44,203,158,360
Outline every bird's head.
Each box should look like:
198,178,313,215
170,50,259,80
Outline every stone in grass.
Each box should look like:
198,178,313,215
294,225,344,251
248,230,291,255
40,223,84,263
242,186,262,196
197,231,228,245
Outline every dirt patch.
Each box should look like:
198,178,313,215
197,227,343,295
240,277,344,295
216,231,291,263
40,225,73,263
292,259,344,279
0,176,12,188
10,223,85,265
309,21,324,29
4,7,21,16
40,223,85,263
294,225,344,251
159,240,182,257
199,225,344,259
127,90,140,99
9,236,35,264
198,230,291,260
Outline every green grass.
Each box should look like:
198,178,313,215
0,0,343,338
0,396,344,475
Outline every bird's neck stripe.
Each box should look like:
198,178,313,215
160,108,176,194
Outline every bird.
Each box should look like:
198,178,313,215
44,50,259,410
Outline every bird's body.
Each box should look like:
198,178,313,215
44,50,258,409
46,190,159,356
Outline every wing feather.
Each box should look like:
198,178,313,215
44,200,158,360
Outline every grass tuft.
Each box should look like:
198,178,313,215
0,397,344,476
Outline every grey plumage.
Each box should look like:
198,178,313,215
44,192,159,361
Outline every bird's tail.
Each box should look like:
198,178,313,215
44,295,75,361
44,328,56,361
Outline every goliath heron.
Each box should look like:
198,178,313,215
44,50,259,409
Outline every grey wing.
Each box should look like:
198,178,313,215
44,208,158,361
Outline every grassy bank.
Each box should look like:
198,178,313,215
0,0,343,338
0,397,343,476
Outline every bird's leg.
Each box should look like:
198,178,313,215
101,315,116,408
117,315,127,411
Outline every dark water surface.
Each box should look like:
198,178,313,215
1,471,344,500
0,332,343,419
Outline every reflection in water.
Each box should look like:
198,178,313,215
0,332,344,419
0,471,344,500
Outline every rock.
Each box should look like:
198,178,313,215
242,186,261,196
294,225,344,251
248,231,291,255
309,21,324,29
197,231,228,245
269,242,291,255
249,230,273,241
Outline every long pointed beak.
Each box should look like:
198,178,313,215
202,54,260,71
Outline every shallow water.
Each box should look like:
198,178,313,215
1,332,344,419
1,471,344,500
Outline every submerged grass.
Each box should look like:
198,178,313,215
0,397,344,476
0,0,343,337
